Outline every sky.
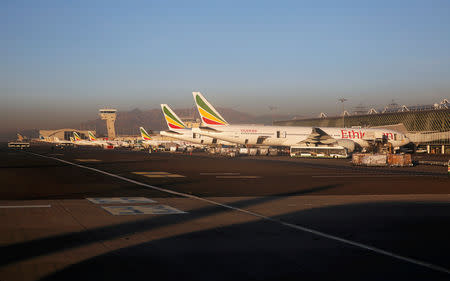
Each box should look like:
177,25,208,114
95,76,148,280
1,0,450,130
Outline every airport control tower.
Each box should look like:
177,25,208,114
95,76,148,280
99,109,117,139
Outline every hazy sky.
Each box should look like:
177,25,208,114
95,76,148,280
2,0,450,130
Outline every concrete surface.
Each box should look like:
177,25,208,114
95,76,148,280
1,144,449,281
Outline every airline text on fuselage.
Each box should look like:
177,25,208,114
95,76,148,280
340,129,394,140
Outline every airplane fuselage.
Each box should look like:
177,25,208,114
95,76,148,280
160,129,234,146
193,125,410,149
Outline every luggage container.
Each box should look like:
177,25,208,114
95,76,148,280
258,148,269,155
268,148,278,156
352,153,412,167
352,153,386,166
239,148,249,155
387,154,412,166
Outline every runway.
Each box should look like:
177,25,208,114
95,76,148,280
1,144,449,280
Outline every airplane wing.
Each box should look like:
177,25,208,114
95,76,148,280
198,126,223,132
163,130,183,135
300,127,337,145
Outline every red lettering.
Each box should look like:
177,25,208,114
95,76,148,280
361,132,365,139
383,132,393,140
241,129,257,133
341,130,348,139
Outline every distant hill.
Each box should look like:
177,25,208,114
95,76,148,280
0,108,299,140
80,107,296,137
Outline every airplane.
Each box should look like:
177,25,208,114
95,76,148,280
73,132,104,147
87,131,113,147
38,135,50,142
17,133,27,142
7,133,31,148
37,135,73,146
88,131,131,148
139,127,183,148
159,104,235,146
191,92,411,152
52,137,74,146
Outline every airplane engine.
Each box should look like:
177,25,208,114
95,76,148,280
336,139,357,152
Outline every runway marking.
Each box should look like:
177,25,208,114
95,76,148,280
74,159,101,162
216,176,261,179
200,172,241,175
133,171,185,178
0,205,51,209
27,152,450,275
87,197,156,204
102,205,186,215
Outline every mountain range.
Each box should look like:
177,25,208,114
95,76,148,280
80,107,298,137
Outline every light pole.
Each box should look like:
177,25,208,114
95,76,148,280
268,106,277,124
338,98,347,127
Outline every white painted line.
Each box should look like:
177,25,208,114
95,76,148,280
87,197,156,204
216,176,261,179
134,172,185,178
74,159,101,162
200,172,241,175
26,152,450,275
0,205,51,209
102,205,186,215
143,174,185,178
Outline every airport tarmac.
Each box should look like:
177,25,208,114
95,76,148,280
1,144,449,281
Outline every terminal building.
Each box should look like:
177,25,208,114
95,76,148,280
274,99,450,154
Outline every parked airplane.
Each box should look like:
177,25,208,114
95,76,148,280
87,131,130,148
87,131,114,147
192,92,411,151
17,133,26,142
37,135,73,146
139,127,182,148
159,104,235,146
73,132,104,147
52,137,74,146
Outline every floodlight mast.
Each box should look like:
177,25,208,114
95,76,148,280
338,98,347,127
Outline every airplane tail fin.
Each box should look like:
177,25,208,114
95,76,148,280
88,131,97,141
161,104,187,130
17,133,24,141
139,127,152,141
73,132,82,141
192,92,228,126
